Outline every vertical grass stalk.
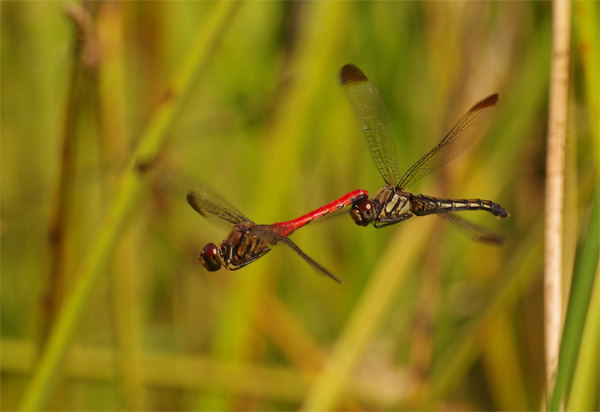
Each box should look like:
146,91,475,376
544,0,571,401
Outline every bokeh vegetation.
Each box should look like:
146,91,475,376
1,1,597,411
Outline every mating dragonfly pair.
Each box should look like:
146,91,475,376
139,64,509,283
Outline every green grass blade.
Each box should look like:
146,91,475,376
567,263,599,411
549,192,599,411
424,220,544,408
17,3,241,410
300,218,435,411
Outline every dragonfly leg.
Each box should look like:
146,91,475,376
373,212,413,228
226,250,270,271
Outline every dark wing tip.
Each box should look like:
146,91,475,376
476,93,499,110
134,158,155,176
340,64,368,86
133,158,158,176
186,191,207,218
478,233,507,245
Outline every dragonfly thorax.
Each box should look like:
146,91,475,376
351,186,412,227
375,187,411,220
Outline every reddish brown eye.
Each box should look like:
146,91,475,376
198,243,223,271
350,199,376,226
358,200,372,212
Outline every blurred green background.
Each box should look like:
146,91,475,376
1,1,598,411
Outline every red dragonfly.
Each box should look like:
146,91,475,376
137,160,368,283
340,64,509,243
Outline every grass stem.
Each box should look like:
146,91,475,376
544,0,571,401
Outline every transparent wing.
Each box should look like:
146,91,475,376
340,64,402,186
398,94,498,190
274,234,341,283
437,212,506,245
185,189,251,226
136,159,252,228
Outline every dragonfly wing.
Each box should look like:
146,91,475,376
136,159,253,228
185,189,251,226
398,94,498,189
271,233,341,283
437,212,506,245
340,64,402,186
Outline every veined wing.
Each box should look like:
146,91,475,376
136,159,252,228
275,235,341,283
437,212,506,244
398,94,498,190
185,188,251,226
340,64,402,186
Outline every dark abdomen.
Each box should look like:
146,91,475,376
409,194,509,218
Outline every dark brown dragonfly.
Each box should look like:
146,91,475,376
340,64,509,243
137,160,369,283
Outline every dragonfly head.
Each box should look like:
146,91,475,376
199,243,224,271
350,198,378,226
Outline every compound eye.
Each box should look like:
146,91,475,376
198,243,223,271
350,199,376,226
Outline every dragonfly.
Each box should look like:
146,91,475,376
340,64,509,243
137,160,368,283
